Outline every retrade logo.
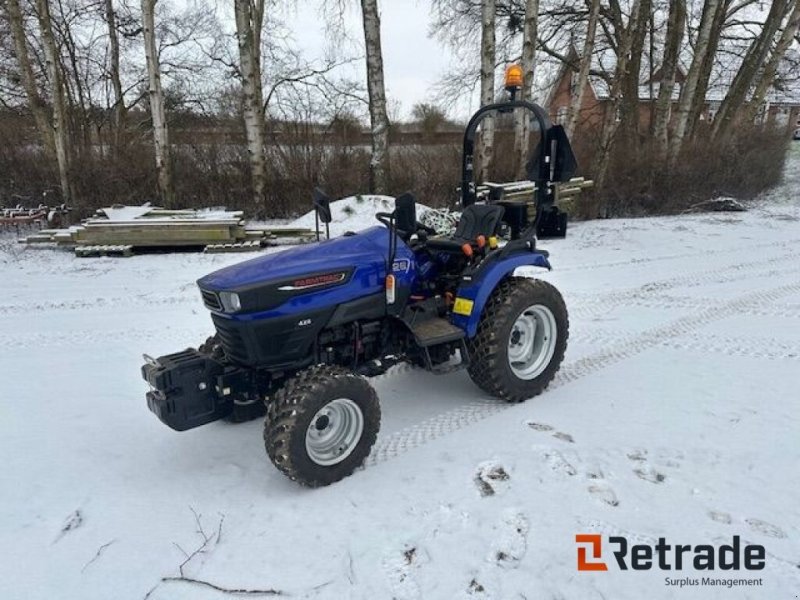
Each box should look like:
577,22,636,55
575,534,765,572
576,534,608,571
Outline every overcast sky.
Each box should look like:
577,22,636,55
273,1,466,119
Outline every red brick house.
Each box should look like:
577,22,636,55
543,55,800,137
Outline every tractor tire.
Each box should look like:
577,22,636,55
467,278,568,403
264,365,380,487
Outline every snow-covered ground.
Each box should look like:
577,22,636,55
2,147,799,599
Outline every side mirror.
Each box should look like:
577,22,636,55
394,192,417,235
313,188,332,223
312,188,332,241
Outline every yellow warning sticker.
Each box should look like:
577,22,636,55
453,297,474,316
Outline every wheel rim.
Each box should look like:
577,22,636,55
507,304,558,380
305,398,364,466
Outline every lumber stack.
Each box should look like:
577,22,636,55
20,203,314,257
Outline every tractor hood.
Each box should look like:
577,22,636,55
198,226,390,292
195,225,413,318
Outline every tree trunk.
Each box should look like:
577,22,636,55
566,0,600,139
711,0,789,142
360,0,390,194
141,0,175,206
476,0,496,183
234,0,267,209
593,0,642,195
686,0,728,139
740,0,800,126
618,0,651,142
653,0,686,157
34,0,74,203
104,0,126,154
669,0,721,160
4,0,57,161
514,0,538,179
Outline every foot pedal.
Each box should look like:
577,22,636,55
410,317,466,347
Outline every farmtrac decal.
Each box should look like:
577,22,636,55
575,534,765,590
278,271,348,291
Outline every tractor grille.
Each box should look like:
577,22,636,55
200,289,221,311
211,315,249,364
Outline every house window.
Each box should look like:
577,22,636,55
569,74,579,98
557,106,568,125
776,106,789,126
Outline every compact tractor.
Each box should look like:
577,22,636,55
142,66,578,486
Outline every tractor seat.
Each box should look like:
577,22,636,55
426,204,505,253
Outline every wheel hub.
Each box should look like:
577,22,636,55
305,398,364,466
507,304,557,380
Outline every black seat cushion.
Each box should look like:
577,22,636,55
427,204,504,253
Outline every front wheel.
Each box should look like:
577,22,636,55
468,278,568,402
264,365,380,487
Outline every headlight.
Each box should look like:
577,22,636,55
218,291,241,313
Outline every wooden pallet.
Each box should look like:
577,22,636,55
75,245,134,257
204,240,264,253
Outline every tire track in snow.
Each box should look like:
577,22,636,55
0,291,198,316
367,281,800,465
0,326,208,350
554,236,800,273
567,251,800,317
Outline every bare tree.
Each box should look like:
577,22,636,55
739,0,800,127
566,0,600,139
141,0,175,205
670,0,722,159
34,0,74,202
593,0,644,192
360,0,390,193
4,0,56,159
618,0,652,142
711,0,790,141
514,0,538,178
653,0,686,157
104,0,126,154
476,0,495,183
234,0,267,207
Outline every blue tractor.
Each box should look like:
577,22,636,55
142,73,577,486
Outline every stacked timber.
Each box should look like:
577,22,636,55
20,203,313,256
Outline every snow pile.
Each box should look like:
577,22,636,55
290,194,433,237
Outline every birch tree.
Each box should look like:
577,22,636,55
652,0,685,156
104,0,126,154
593,0,643,192
360,0,390,193
739,0,800,128
234,0,267,207
476,0,495,183
711,0,790,141
669,0,721,159
34,0,74,202
514,0,538,179
686,0,728,139
4,0,56,160
141,0,175,206
565,0,600,139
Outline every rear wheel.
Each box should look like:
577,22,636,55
264,365,380,487
468,278,568,402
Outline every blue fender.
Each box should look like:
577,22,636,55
450,252,551,337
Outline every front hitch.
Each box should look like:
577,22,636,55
142,348,231,431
